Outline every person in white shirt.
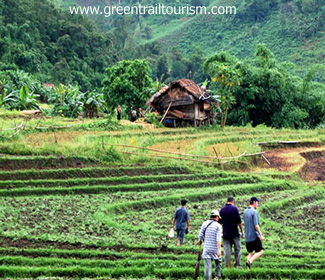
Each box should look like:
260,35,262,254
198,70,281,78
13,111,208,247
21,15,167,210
198,210,223,280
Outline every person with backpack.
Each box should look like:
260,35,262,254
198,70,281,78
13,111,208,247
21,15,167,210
198,210,222,280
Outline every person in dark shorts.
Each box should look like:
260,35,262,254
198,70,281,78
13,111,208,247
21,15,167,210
243,197,264,270
172,199,190,246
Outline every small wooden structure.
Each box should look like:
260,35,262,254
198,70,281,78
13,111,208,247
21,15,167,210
146,79,218,127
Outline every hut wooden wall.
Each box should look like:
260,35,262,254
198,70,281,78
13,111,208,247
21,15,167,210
195,103,208,119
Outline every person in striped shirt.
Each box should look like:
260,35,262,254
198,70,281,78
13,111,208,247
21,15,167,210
198,210,223,280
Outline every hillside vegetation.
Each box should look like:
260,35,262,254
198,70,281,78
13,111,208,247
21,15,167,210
1,0,324,85
0,0,122,90
0,1,324,278
0,0,324,129
57,0,325,80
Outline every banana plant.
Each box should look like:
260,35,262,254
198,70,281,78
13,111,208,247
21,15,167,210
0,88,19,109
82,90,107,118
14,85,41,110
0,81,39,110
48,84,83,118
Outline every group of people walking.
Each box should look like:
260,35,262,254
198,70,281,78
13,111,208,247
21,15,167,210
172,196,264,280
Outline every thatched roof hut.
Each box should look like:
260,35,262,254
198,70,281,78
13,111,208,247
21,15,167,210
147,79,218,127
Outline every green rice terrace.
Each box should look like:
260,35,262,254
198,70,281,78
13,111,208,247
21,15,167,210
0,115,324,279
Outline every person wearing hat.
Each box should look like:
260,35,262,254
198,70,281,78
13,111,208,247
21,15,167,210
198,210,222,280
220,196,244,269
243,197,264,270
172,199,190,246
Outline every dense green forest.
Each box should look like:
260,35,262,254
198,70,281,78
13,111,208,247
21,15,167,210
0,0,120,90
55,0,325,81
1,0,324,87
0,0,324,128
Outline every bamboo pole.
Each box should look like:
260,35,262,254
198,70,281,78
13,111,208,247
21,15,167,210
227,144,234,158
213,147,221,165
109,143,264,159
257,140,300,146
0,127,18,131
262,154,271,166
0,122,25,139
242,152,265,157
1,123,82,134
160,102,172,124
28,124,80,130
109,143,247,159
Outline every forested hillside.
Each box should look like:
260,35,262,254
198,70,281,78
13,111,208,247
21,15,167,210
56,0,325,81
1,0,324,128
1,0,324,87
0,0,122,90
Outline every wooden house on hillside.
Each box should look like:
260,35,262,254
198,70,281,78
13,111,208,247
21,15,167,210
146,79,218,127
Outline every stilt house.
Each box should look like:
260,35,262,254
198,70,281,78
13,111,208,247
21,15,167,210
146,79,218,127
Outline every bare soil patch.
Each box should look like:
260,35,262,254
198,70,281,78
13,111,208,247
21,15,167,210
299,151,325,181
263,148,325,181
263,149,296,172
120,119,154,129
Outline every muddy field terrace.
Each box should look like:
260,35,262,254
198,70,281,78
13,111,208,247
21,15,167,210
0,114,324,279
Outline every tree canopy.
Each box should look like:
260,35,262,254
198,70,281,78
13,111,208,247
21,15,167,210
204,45,325,128
102,59,153,110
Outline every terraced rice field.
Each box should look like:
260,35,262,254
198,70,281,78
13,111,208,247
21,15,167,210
0,126,324,279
